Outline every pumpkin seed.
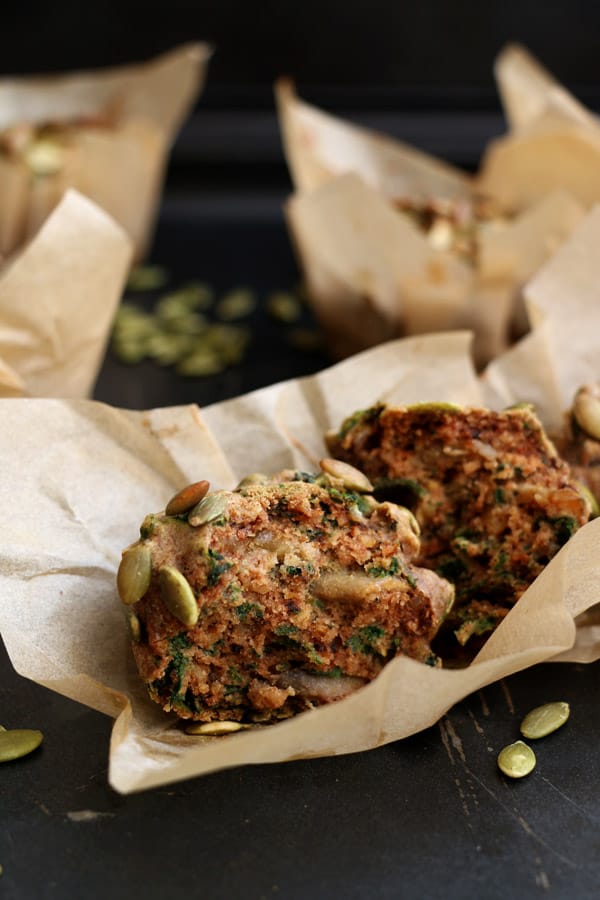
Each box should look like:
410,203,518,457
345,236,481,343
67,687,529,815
574,481,599,519
520,702,570,740
126,265,169,292
0,725,5,731
505,402,535,412
236,473,269,489
184,720,249,736
188,492,228,527
215,288,256,321
406,401,461,413
126,609,141,642
111,337,148,365
319,458,373,493
117,544,152,606
166,480,210,517
176,346,225,377
497,740,536,778
266,291,302,323
573,386,600,440
159,566,198,626
161,313,208,337
145,333,193,366
24,139,64,176
0,729,43,763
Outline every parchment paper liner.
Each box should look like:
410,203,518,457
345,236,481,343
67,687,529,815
0,43,210,263
477,44,600,212
277,82,584,363
0,189,131,398
1,208,600,792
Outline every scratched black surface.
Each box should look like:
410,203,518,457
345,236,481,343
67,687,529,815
2,202,600,900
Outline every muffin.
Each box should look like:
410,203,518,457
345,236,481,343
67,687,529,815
117,461,454,722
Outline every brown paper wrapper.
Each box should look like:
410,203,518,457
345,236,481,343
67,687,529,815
278,82,584,365
0,43,211,263
0,189,132,398
276,79,471,201
478,44,600,212
287,173,583,364
2,211,600,793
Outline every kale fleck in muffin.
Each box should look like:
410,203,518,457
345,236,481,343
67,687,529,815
327,402,591,647
117,461,454,723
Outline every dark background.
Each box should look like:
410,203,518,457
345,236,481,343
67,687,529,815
3,6,600,899
4,0,600,101
4,0,600,188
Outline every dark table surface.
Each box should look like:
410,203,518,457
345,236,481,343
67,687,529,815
2,197,600,900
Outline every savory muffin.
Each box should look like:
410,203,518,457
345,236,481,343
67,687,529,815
327,402,591,646
555,384,600,514
118,462,454,723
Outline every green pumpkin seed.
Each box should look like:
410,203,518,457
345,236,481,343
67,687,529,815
159,567,198,626
0,725,5,732
574,481,599,519
573,386,600,440
111,337,148,365
266,291,302,323
236,473,269,489
520,702,570,740
117,545,152,606
497,740,536,778
206,324,251,364
176,347,225,377
188,492,228,527
406,402,462,414
215,288,256,321
505,402,535,412
0,729,43,763
166,480,210,517
126,265,169,292
319,458,374,493
24,139,64,176
126,609,141,642
146,332,196,366
161,313,208,337
184,720,249,736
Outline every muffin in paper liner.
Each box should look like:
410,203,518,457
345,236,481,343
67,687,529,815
478,44,600,212
0,43,211,264
1,207,600,792
277,78,585,365
0,189,131,399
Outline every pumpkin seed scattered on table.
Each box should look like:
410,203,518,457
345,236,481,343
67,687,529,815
0,728,44,763
176,346,226,377
266,291,302,323
215,288,256,321
520,702,570,740
111,275,321,376
157,283,214,314
497,740,536,779
126,264,169,292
